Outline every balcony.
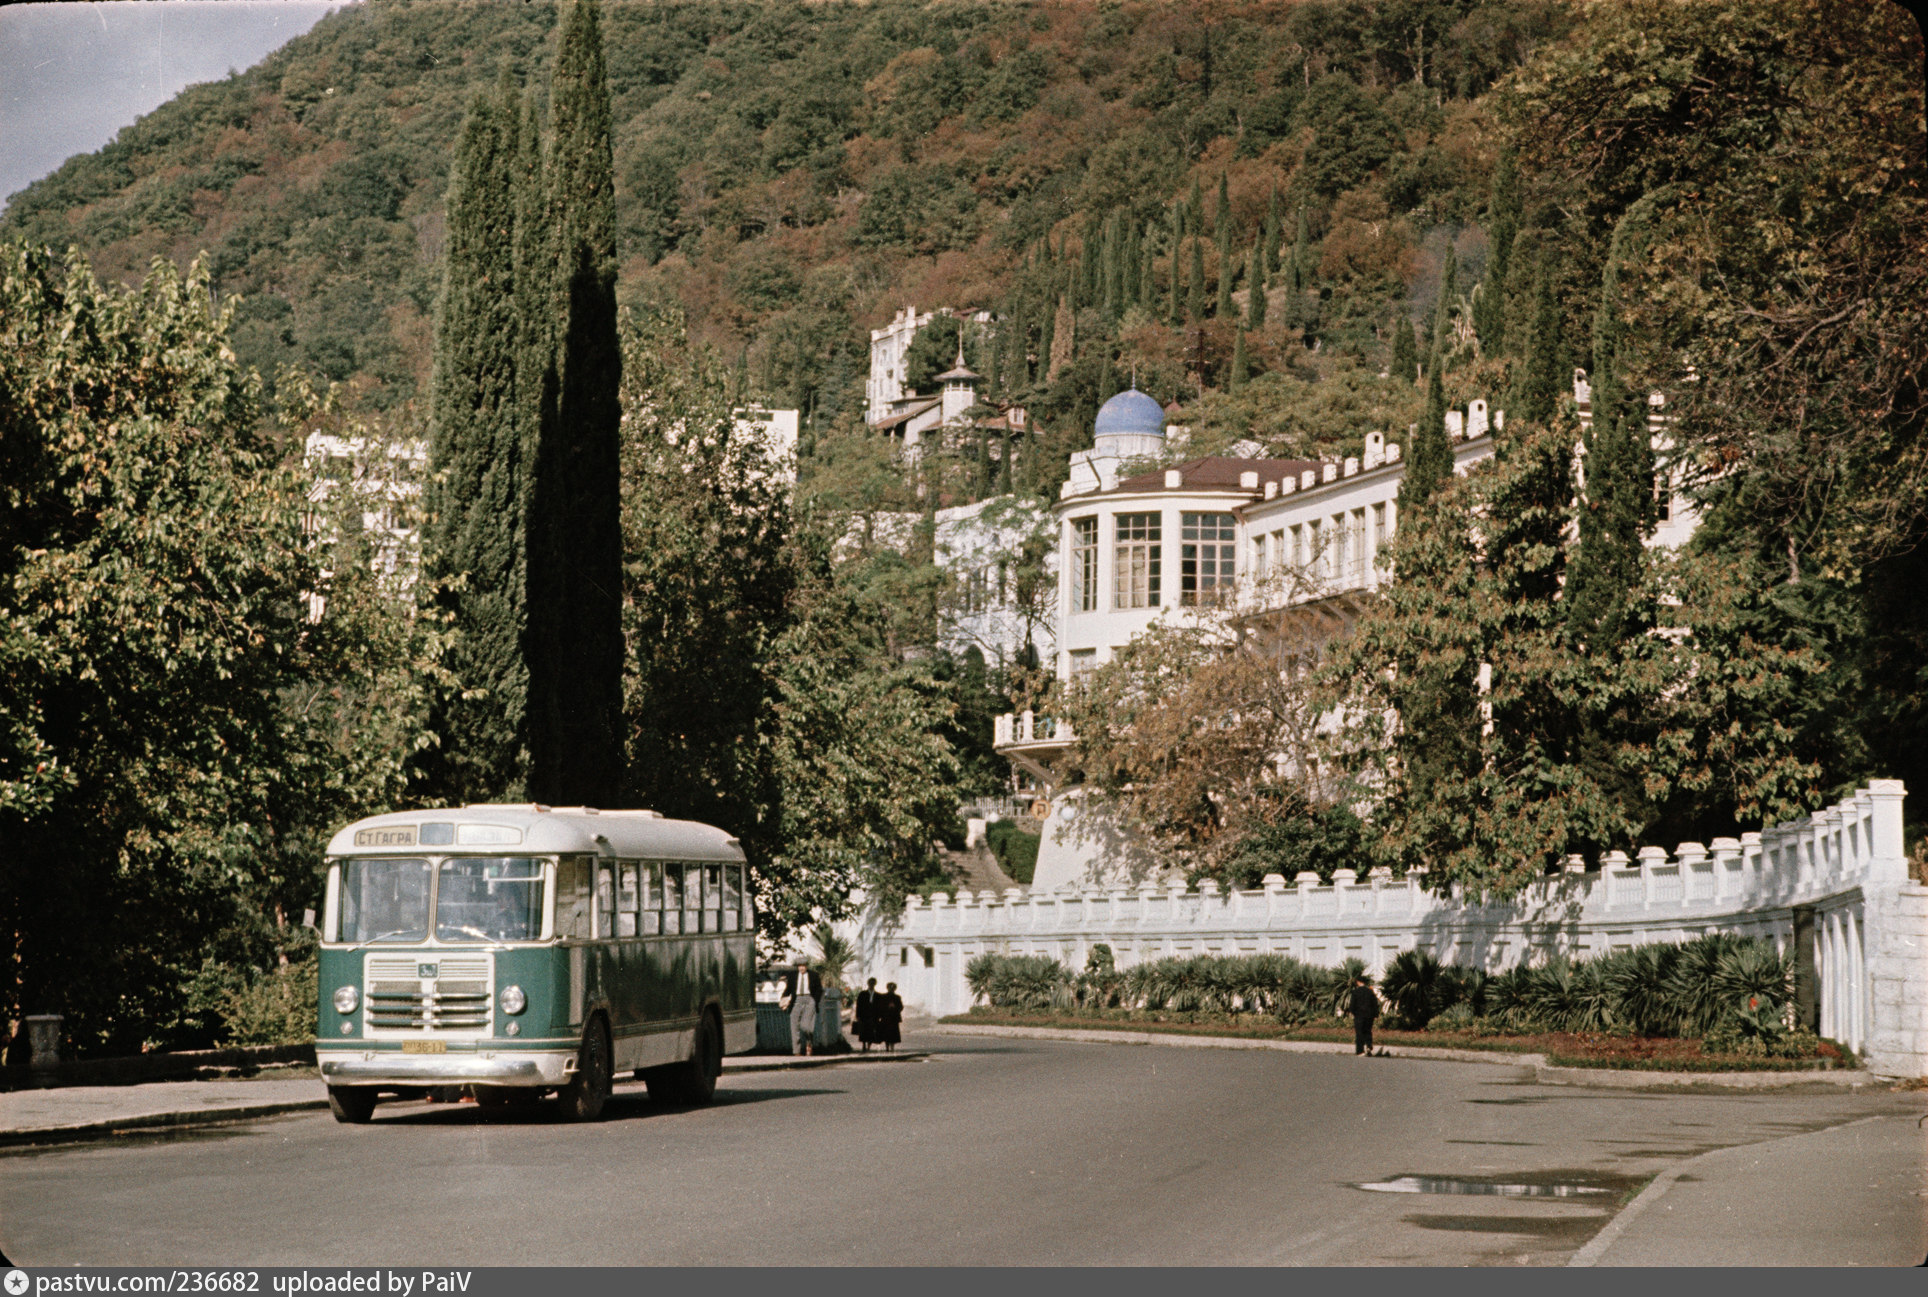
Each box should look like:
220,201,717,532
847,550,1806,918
993,710,1076,752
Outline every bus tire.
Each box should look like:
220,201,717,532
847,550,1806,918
327,1086,377,1124
557,1019,610,1123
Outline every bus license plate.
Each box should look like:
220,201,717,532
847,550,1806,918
402,1040,446,1054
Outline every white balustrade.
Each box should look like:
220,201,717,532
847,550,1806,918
867,782,1924,1077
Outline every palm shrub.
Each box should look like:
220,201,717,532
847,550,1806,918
965,953,1074,1010
1709,939,1793,1024
1076,944,1125,1011
1380,949,1455,1028
1598,944,1678,1036
1485,964,1538,1030
1664,933,1756,1036
1443,965,1488,1017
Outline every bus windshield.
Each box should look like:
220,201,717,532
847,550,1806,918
340,857,431,943
435,857,546,942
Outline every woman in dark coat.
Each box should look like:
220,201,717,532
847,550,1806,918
854,978,880,1052
879,982,904,1052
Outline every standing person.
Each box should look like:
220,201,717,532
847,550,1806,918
781,960,822,1056
879,982,904,1053
1349,974,1380,1056
854,977,880,1053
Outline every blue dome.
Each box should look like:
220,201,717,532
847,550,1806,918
1093,388,1166,438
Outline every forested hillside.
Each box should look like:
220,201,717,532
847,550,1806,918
1,0,1564,476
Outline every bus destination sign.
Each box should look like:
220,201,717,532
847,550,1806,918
353,825,418,847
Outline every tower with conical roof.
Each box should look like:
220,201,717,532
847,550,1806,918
936,330,981,426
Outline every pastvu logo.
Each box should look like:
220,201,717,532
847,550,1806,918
5,1269,28,1295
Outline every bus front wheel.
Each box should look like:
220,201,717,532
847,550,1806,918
557,1020,610,1123
327,1086,377,1124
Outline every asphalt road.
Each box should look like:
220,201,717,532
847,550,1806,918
2,1033,1919,1266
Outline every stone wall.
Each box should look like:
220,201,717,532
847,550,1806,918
856,782,1921,1078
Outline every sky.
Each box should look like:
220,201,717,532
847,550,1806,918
0,0,349,211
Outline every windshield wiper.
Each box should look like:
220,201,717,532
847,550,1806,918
348,927,422,951
439,924,510,948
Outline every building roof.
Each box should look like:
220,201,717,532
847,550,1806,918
1093,388,1166,438
871,396,941,432
935,364,980,383
1087,456,1328,500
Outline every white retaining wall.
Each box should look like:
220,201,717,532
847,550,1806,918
856,782,1924,1078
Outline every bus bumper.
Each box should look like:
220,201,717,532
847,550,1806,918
318,1050,575,1087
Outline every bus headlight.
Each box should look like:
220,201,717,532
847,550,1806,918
333,985,359,1014
498,985,526,1015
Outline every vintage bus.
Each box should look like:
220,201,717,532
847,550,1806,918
315,805,755,1123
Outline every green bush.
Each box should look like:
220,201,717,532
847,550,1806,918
221,960,319,1047
965,953,1072,1011
984,819,1039,885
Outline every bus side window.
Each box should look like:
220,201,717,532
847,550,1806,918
661,864,683,936
642,862,662,936
594,862,616,940
617,862,639,938
683,862,703,932
554,858,591,939
722,865,742,932
704,864,724,933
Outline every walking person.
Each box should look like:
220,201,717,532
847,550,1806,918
854,977,880,1053
1349,974,1380,1056
879,982,904,1053
781,960,822,1056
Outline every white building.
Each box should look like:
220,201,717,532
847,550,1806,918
866,305,998,460
997,376,1699,891
934,494,1058,670
302,428,427,615
732,406,800,483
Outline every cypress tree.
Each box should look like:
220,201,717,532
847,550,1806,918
1215,218,1234,318
1389,313,1418,384
1263,188,1283,275
1187,177,1204,236
1245,239,1267,328
1229,328,1250,390
1288,204,1309,292
1103,212,1125,318
1511,259,1564,424
1566,220,1656,644
1214,172,1231,239
1398,343,1453,514
1139,226,1157,312
1167,208,1184,324
1037,291,1056,379
426,79,528,802
528,0,624,807
1431,244,1459,361
1187,235,1205,323
1474,148,1521,355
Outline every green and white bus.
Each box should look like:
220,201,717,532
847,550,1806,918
315,805,755,1124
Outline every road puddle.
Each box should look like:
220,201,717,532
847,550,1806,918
1357,1175,1614,1199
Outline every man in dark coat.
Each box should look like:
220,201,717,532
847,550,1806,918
1349,975,1380,1056
854,977,880,1051
781,962,823,1055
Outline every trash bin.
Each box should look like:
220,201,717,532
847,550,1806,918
815,988,842,1051
755,1002,791,1053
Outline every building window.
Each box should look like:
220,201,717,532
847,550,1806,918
1113,512,1161,609
1289,525,1304,569
1071,517,1098,612
1251,535,1267,578
1307,519,1323,579
1069,648,1097,675
1350,509,1368,582
1654,471,1672,523
1372,502,1387,553
1180,512,1236,606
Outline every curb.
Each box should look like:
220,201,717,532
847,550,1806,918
1534,1062,1875,1090
0,1099,330,1149
1566,1114,1889,1266
934,1024,1877,1089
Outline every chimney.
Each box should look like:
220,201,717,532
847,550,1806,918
1239,470,1259,490
1164,469,1182,489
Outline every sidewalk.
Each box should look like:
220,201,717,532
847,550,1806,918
0,1050,927,1147
1571,1112,1928,1266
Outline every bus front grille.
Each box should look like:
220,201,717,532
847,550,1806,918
363,956,493,1034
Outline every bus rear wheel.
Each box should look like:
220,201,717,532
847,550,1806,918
327,1086,377,1124
557,1020,610,1123
645,1012,720,1107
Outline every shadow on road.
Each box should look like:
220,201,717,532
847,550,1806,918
370,1084,845,1127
